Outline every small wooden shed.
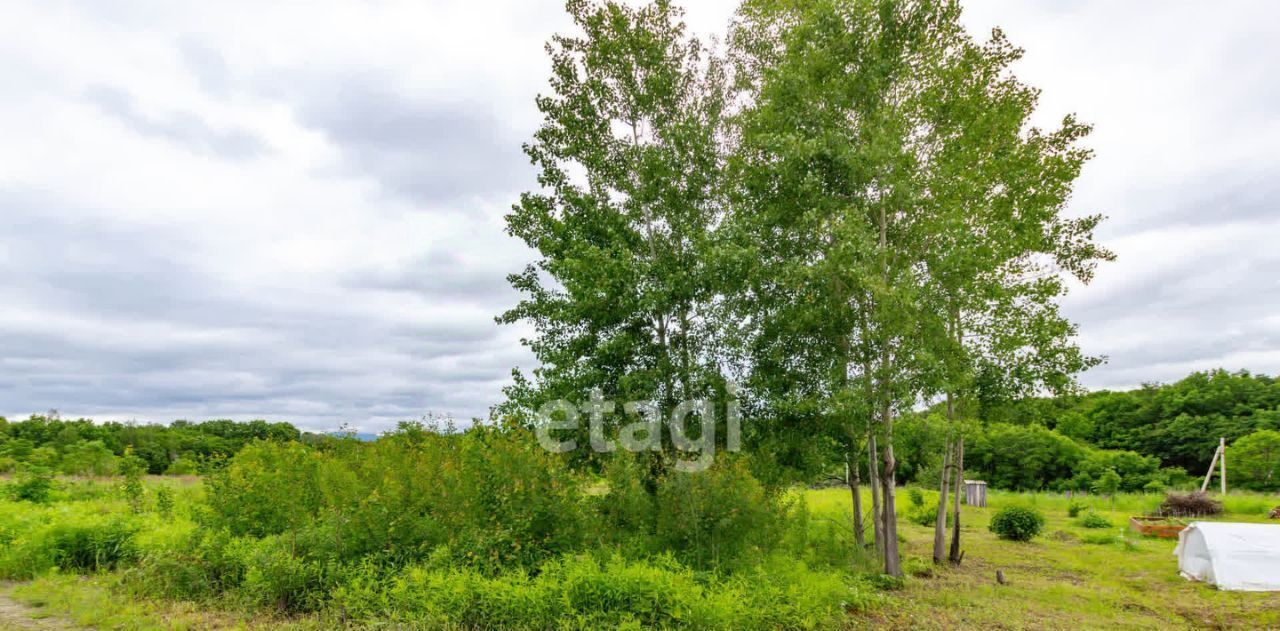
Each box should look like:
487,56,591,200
963,480,987,507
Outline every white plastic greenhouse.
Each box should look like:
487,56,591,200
1174,522,1280,591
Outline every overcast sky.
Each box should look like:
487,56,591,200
2,0,1277,432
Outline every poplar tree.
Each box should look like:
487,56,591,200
500,0,730,471
912,24,1113,564
729,0,1111,575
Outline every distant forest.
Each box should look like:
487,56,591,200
962,368,1274,491
3,369,1279,491
0,417,307,475
894,369,1280,492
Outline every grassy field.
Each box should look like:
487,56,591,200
1,479,1278,630
807,488,1280,630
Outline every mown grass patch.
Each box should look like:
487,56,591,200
801,488,1280,630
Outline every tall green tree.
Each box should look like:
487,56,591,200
730,0,1109,575
1232,429,1280,490
911,24,1112,563
730,0,959,577
500,0,731,469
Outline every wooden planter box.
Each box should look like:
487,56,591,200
1130,516,1188,539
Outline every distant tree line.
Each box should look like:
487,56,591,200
892,369,1280,492
0,415,305,475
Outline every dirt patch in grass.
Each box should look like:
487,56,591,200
0,586,73,630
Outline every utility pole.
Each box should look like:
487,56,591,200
1200,437,1228,494
1220,436,1227,495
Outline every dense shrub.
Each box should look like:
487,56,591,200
202,424,588,572
968,424,1086,490
203,441,322,537
126,550,215,601
9,465,55,503
45,519,137,571
594,453,657,553
237,535,332,612
1077,512,1112,529
654,458,787,569
988,506,1045,542
443,426,588,570
58,440,118,477
0,512,137,579
1067,500,1086,517
1159,491,1223,517
126,527,282,603
154,486,175,517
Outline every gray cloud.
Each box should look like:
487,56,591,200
2,0,1279,432
1101,168,1280,237
84,85,266,159
282,74,533,207
177,36,232,97
344,248,518,306
0,188,527,430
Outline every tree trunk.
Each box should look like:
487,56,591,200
880,401,902,577
868,433,884,559
848,451,865,549
932,435,952,564
949,438,964,564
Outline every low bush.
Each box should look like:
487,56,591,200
1066,500,1086,518
902,555,933,578
907,503,951,528
125,527,257,601
154,486,175,518
0,514,137,579
46,519,137,572
1077,512,1112,529
988,506,1045,542
331,553,870,630
907,488,925,509
9,466,55,503
1159,491,1222,517
237,535,331,613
